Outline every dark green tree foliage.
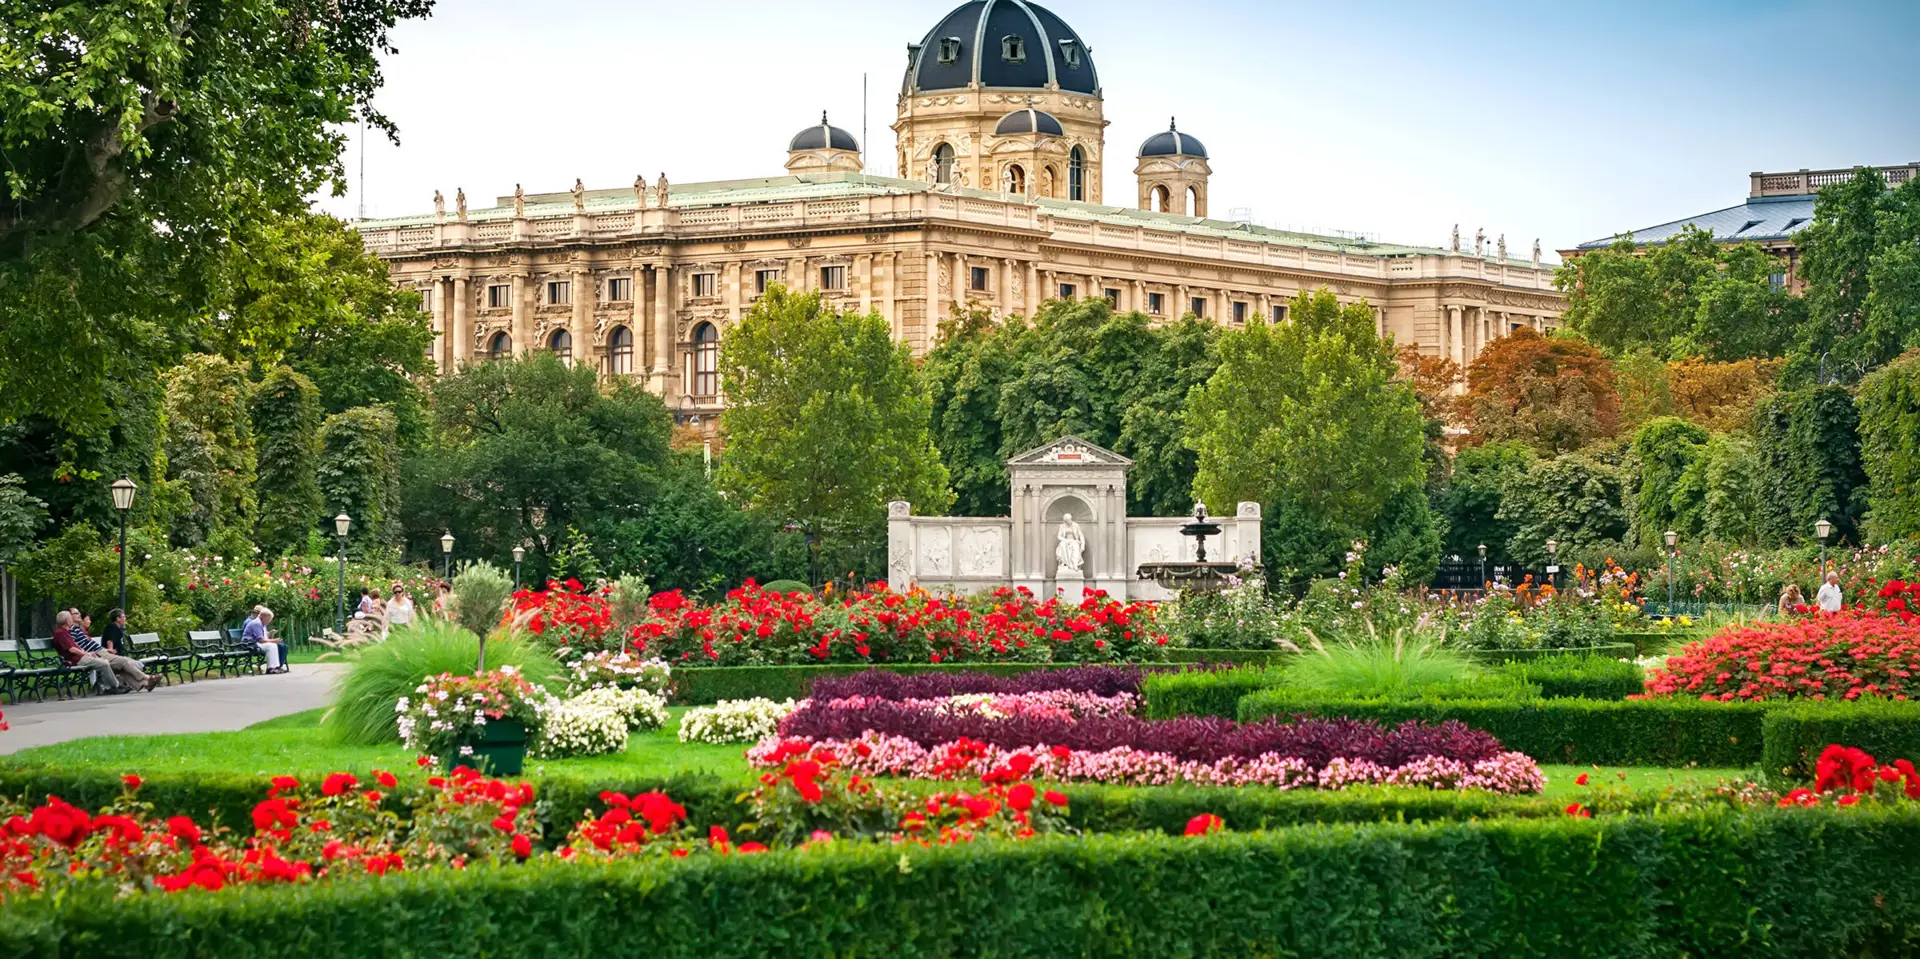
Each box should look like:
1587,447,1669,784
1754,386,1868,545
1440,441,1535,566
1795,171,1920,381
1496,455,1630,568
1188,290,1431,580
159,355,256,551
0,474,49,564
1553,225,1800,361
0,378,167,534
249,367,324,557
1692,433,1766,545
0,0,435,440
1630,417,1711,543
403,354,671,575
1856,350,1920,541
319,407,402,555
924,299,1219,517
597,459,807,597
718,288,951,578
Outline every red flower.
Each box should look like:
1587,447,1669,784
1185,813,1224,836
121,774,144,791
321,773,359,797
1050,745,1072,760
375,769,398,789
27,799,92,847
1007,783,1036,812
1838,794,1860,807
251,798,297,834
1564,803,1592,818
1043,790,1069,808
1574,773,1589,786
269,775,300,796
634,792,687,835
166,816,202,846
511,834,533,858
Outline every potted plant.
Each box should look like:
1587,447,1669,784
397,667,549,775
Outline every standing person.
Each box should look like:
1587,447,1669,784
244,606,288,674
1816,572,1845,613
50,610,131,694
101,608,129,655
431,582,452,618
386,583,415,632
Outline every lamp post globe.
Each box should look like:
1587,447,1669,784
512,545,525,587
110,477,137,615
1545,539,1558,588
1815,519,1833,576
440,531,455,580
1663,531,1679,614
333,513,352,633
1476,543,1487,588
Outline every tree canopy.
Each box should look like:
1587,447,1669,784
1462,328,1620,455
1553,225,1801,361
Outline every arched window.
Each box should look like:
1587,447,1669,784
1069,147,1085,201
933,143,955,185
487,332,512,360
1005,164,1025,195
691,322,719,398
1150,185,1170,213
1187,186,1201,217
607,325,634,376
548,328,572,364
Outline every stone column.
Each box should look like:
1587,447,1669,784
1132,279,1145,314
1000,257,1015,318
1025,260,1039,317
924,252,940,347
1177,284,1190,318
1446,305,1463,367
1010,483,1026,580
883,252,899,339
571,268,592,369
451,276,471,369
953,254,968,307
1256,292,1270,323
511,273,531,356
424,280,446,372
857,253,873,315
886,501,913,593
650,265,672,395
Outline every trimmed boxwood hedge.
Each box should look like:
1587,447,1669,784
1237,690,1770,767
1141,667,1287,719
1761,700,1920,782
670,662,1073,704
1496,654,1645,700
4,809,1919,958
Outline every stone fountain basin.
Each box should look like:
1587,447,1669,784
1137,561,1243,594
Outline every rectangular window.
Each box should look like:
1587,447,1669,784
970,266,990,291
487,284,510,309
938,37,961,64
1059,283,1076,299
1272,304,1288,323
607,277,632,302
1147,292,1165,315
692,272,716,298
820,265,847,291
1104,288,1121,306
1769,271,1786,291
756,269,781,294
546,280,571,306
1232,301,1248,323
1190,297,1206,318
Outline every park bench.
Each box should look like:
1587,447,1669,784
18,637,93,699
225,626,268,673
187,629,252,679
127,632,192,686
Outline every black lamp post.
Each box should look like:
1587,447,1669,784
785,521,820,591
512,545,525,588
1545,539,1559,590
440,531,455,581
334,513,352,633
110,477,137,615
1663,530,1679,615
1815,518,1833,579
1476,543,1487,588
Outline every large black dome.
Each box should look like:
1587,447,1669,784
904,0,1100,96
1139,119,1206,158
789,112,859,152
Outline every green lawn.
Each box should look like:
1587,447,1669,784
1537,764,1751,800
4,706,755,783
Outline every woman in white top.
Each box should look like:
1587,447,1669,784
387,583,415,633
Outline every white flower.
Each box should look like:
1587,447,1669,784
679,698,799,744
499,664,518,675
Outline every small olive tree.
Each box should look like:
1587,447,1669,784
450,560,515,670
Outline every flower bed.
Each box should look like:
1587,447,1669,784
807,664,1153,701
765,700,1543,794
819,690,1139,722
628,582,1169,666
1644,609,1920,702
677,698,800,745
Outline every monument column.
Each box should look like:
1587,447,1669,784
650,264,672,394
451,276,471,369
571,267,592,369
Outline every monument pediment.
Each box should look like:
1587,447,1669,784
1005,436,1133,468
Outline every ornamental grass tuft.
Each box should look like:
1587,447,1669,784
323,620,562,745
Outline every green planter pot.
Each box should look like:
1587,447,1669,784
447,718,528,776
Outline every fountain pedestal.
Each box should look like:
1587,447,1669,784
1135,502,1250,595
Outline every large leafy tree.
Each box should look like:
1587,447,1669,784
1554,225,1800,361
1496,455,1630,568
0,0,435,439
1855,350,1920,542
1187,290,1430,580
1794,170,1920,382
404,354,672,572
1461,328,1620,455
1753,385,1868,545
717,288,952,580
158,355,256,552
1630,416,1711,544
1438,441,1535,567
250,367,324,557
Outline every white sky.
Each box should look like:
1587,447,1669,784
315,0,1920,259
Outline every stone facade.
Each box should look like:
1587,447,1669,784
358,2,1565,423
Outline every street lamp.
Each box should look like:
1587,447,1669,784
1476,543,1487,588
110,477,137,615
440,531,455,581
512,545,525,588
1663,530,1679,615
1815,518,1833,577
1545,539,1559,589
333,513,352,633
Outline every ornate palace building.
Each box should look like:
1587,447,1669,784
358,0,1564,421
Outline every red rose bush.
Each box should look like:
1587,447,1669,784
1643,608,1920,702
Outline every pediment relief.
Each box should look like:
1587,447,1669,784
1006,435,1133,468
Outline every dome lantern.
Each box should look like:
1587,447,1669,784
786,111,863,175
1134,118,1213,218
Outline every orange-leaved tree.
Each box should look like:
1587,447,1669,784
1461,328,1619,455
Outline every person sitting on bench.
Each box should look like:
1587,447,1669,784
68,609,157,692
51,610,134,695
244,606,288,674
